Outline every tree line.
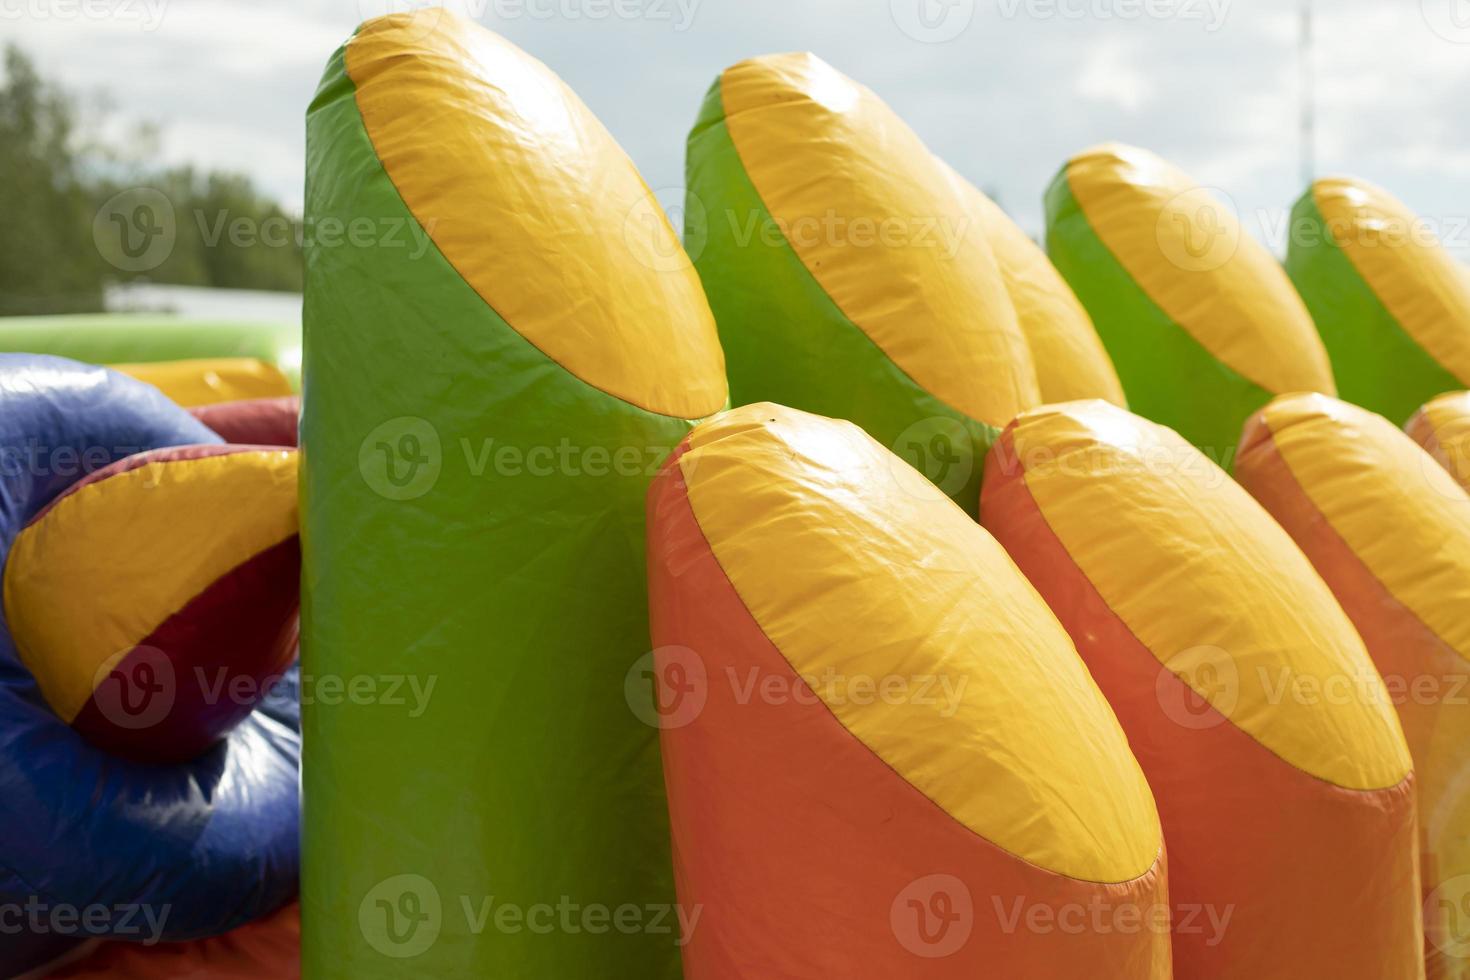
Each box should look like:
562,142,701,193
0,44,302,316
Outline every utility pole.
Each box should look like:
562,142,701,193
1300,0,1315,187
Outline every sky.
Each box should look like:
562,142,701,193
5,0,1469,256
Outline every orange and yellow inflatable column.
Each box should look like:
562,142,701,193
981,400,1422,979
1406,391,1470,493
1237,393,1470,979
647,403,1169,977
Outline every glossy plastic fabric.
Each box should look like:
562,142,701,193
1287,179,1470,423
302,11,725,978
981,400,1421,980
190,396,300,447
0,315,301,387
1237,393,1470,979
686,53,1038,513
943,163,1126,406
1406,391,1470,491
49,902,300,979
1045,144,1334,462
6,445,300,762
112,357,294,406
0,355,300,975
648,402,1168,978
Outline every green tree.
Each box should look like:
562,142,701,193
0,45,105,314
0,44,304,314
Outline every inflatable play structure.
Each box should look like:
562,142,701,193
687,53,1039,513
981,400,1421,979
0,314,300,406
300,10,723,978
3,8,1468,980
1407,390,1470,492
1287,177,1470,424
0,357,300,977
1045,143,1336,462
1236,394,1470,980
648,403,1168,976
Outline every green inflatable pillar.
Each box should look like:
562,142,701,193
302,10,726,977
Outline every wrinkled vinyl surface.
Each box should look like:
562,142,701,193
1045,143,1333,459
303,11,723,978
686,53,1037,513
0,355,300,975
646,403,1168,978
0,315,302,387
1288,178,1470,423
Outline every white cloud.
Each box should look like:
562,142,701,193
0,0,1463,259
1074,38,1151,112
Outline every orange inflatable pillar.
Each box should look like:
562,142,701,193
646,403,1170,978
981,399,1422,980
1237,393,1470,980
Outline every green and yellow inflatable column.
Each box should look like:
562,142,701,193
686,53,1040,513
303,11,725,978
1046,143,1335,462
1287,176,1470,423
